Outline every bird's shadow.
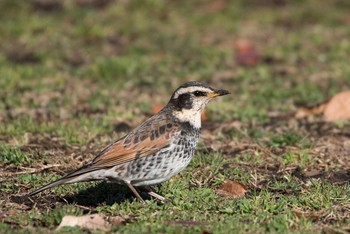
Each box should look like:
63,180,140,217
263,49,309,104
11,182,154,209
64,182,151,206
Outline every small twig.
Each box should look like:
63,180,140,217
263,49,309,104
75,204,95,212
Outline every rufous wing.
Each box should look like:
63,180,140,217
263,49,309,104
90,116,180,168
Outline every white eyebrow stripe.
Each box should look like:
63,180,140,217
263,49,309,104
173,87,213,99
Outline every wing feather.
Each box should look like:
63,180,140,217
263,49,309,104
88,114,179,169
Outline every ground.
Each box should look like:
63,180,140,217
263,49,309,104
0,0,350,233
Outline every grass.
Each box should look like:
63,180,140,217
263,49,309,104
1,0,350,233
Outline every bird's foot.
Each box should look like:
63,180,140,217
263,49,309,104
143,186,168,202
147,191,168,202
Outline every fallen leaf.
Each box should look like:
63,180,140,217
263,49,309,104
323,91,350,122
151,104,164,114
217,180,248,198
291,208,320,221
295,99,328,119
57,214,123,231
235,39,261,66
295,91,350,122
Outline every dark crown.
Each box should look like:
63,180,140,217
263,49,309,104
167,81,213,110
173,81,213,94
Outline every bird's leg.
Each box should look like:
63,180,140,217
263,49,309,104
125,182,145,204
143,186,167,202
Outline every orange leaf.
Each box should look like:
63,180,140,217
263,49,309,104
235,39,261,66
151,104,164,114
323,91,350,122
217,180,248,198
295,90,350,122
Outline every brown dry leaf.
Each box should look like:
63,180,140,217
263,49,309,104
295,103,326,119
291,208,320,221
217,180,248,198
57,214,123,231
323,91,350,122
151,104,164,114
295,91,350,122
235,39,261,66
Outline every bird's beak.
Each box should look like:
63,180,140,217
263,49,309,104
207,89,230,98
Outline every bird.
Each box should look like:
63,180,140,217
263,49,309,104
27,81,230,203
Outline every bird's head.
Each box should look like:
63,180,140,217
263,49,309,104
166,81,230,128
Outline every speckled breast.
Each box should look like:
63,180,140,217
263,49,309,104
127,129,200,186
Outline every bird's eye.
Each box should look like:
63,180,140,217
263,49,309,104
193,91,206,97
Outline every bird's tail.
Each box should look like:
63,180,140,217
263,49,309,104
26,175,75,197
26,165,102,197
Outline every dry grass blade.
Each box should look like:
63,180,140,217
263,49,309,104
1,164,61,176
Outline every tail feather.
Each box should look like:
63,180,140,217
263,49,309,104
27,176,74,197
27,164,107,197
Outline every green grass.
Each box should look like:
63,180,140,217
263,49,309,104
0,144,32,166
1,0,350,233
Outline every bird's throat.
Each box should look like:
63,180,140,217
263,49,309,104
172,109,201,129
